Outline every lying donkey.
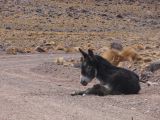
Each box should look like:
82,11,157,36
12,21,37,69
71,49,141,96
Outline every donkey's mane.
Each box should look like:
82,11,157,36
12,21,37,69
94,55,115,68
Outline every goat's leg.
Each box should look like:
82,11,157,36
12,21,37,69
71,84,111,96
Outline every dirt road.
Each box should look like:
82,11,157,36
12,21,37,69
0,54,159,120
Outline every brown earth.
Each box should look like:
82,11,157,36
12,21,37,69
0,0,160,120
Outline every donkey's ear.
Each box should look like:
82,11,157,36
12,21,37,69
88,49,96,61
88,49,94,57
79,48,88,59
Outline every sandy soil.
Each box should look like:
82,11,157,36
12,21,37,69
0,53,160,120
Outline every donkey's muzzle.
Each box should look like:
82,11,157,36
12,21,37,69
80,80,88,86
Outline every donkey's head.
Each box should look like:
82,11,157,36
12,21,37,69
79,48,97,86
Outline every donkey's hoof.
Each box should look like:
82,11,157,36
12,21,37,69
71,91,83,96
71,91,77,96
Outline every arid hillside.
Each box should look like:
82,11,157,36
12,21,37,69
0,0,159,48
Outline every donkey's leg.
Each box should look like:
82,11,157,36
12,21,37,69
71,88,94,96
71,88,98,96
92,84,112,96
71,84,111,96
71,90,86,96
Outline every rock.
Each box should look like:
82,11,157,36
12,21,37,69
145,46,152,49
63,61,73,67
116,14,123,18
5,26,11,30
110,42,123,51
145,60,160,72
24,47,33,53
35,46,46,52
45,41,56,46
6,47,18,55
55,45,65,51
73,62,81,68
54,57,65,65
6,46,25,55
143,58,152,63
0,44,5,51
65,47,80,53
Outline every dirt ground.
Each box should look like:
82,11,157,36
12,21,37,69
0,0,160,120
0,53,159,120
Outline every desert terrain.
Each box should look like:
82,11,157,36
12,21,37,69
0,0,160,120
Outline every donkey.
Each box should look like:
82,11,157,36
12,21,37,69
71,49,141,96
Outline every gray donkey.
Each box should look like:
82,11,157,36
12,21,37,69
71,49,141,96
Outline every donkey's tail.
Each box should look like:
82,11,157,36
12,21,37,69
133,68,152,86
139,72,158,86
139,79,148,83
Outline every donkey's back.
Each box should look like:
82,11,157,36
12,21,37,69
107,66,141,94
95,55,141,94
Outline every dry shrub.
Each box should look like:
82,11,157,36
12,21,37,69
101,49,125,66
